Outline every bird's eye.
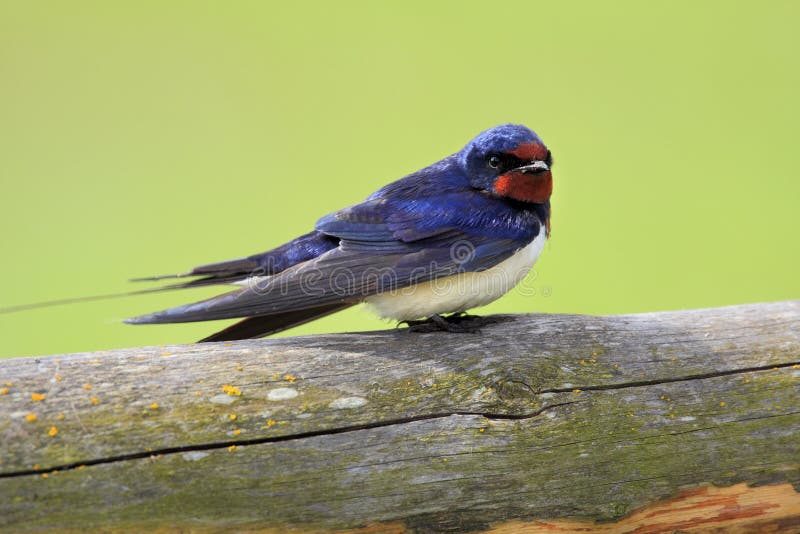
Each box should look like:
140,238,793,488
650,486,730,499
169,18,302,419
487,155,502,169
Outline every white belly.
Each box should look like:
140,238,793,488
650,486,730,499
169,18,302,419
365,226,546,321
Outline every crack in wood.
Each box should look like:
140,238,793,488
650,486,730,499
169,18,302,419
1,302,798,531
0,401,575,480
9,359,791,480
536,360,799,394
1,361,794,481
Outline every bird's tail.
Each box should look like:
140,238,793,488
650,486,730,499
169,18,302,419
0,276,232,316
198,303,353,342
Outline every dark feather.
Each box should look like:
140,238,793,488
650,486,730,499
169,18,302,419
126,124,550,334
124,231,526,325
131,231,340,287
198,302,353,342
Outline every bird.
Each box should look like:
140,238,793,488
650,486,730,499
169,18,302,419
126,124,553,342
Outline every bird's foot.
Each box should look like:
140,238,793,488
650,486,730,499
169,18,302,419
404,314,471,333
403,313,506,333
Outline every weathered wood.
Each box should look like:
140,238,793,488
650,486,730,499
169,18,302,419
1,301,798,532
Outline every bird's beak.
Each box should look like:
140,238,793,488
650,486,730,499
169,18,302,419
493,159,553,203
513,160,550,174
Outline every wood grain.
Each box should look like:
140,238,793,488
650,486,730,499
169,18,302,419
1,301,798,532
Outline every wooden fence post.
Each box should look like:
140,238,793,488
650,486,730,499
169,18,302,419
1,301,799,532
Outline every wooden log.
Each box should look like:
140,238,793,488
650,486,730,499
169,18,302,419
1,301,798,532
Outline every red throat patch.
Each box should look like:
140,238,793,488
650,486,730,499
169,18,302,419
493,170,553,204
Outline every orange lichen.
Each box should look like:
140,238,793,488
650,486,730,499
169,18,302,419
90,397,99,405
227,445,237,452
41,473,48,479
224,343,232,347
573,389,582,393
150,402,159,409
25,413,37,422
284,374,297,383
222,384,242,396
233,429,241,436
161,352,172,357
266,419,276,427
57,413,65,420
0,387,7,395
33,464,40,470
55,375,62,381
48,426,58,437
579,359,586,365
194,391,202,397
4,381,12,387
82,384,92,390
719,401,726,407
229,414,237,421
236,364,243,372
31,393,46,402
479,428,485,433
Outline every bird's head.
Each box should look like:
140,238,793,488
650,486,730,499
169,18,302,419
460,124,552,204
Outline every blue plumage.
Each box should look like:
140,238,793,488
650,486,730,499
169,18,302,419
127,124,553,340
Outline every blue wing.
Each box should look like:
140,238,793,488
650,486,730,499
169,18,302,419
132,230,340,288
127,183,543,324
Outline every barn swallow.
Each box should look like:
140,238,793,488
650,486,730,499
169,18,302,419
127,124,553,341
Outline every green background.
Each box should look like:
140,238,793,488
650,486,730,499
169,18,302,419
1,1,798,358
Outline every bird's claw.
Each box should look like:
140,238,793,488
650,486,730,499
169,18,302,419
402,313,506,333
